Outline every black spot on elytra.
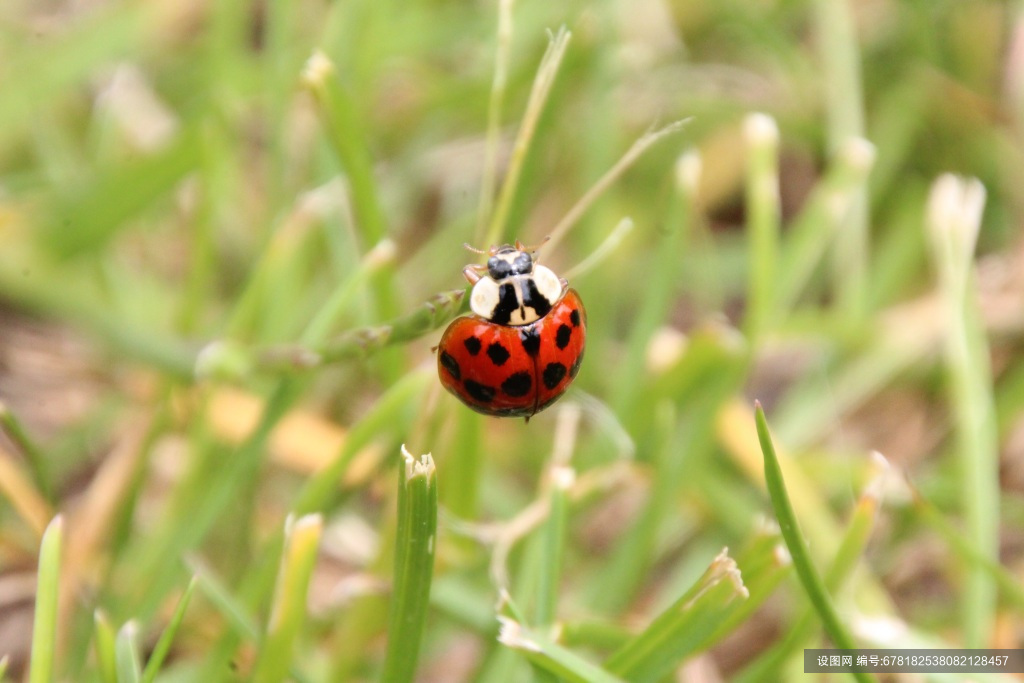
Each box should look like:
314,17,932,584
501,371,532,397
555,324,572,350
463,336,482,355
543,362,567,390
463,379,495,403
569,309,581,327
520,327,541,357
440,351,460,380
569,353,583,379
487,342,511,366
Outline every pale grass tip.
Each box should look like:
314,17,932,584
366,238,398,269
926,174,986,258
839,136,877,173
712,547,749,598
497,616,542,652
675,150,703,196
852,614,908,644
550,465,576,490
645,326,688,374
302,49,335,86
743,112,779,147
773,544,792,567
400,444,435,480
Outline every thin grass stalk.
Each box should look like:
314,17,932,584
294,368,432,514
92,611,118,683
29,516,63,683
743,113,780,341
484,27,571,248
0,446,52,538
187,556,261,639
114,622,142,683
753,403,872,683
0,402,52,502
545,121,687,255
610,150,697,418
0,656,8,681
301,50,400,321
812,0,868,320
604,549,748,682
498,618,624,683
776,137,876,314
535,466,573,628
380,447,438,683
252,515,323,683
139,576,198,683
475,0,514,240
925,174,997,647
739,480,881,681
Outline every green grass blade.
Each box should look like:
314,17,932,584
42,127,203,257
379,447,438,683
187,557,260,641
534,466,572,627
484,27,571,247
252,515,323,683
140,576,198,683
603,549,748,682
738,479,881,681
29,515,63,683
925,174,998,647
93,610,118,683
743,112,780,340
0,402,53,503
475,0,514,237
114,622,142,683
498,618,625,683
753,403,872,683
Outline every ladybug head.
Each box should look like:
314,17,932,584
487,246,533,281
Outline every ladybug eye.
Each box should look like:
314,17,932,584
511,252,533,275
487,256,512,280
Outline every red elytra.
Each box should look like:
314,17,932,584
437,289,586,417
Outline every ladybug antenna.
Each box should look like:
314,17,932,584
462,242,488,255
514,235,551,255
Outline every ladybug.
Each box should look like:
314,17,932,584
437,241,586,418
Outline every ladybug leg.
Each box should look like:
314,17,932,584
463,264,486,285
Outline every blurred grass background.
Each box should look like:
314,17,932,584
1,0,1024,680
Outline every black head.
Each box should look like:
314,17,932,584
487,246,534,280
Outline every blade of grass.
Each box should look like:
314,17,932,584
475,0,514,237
498,617,625,683
753,403,872,683
743,112,780,341
380,447,438,683
139,576,198,683
738,473,882,682
603,549,748,682
925,174,997,647
115,622,142,683
483,27,571,248
812,0,868,320
0,446,52,538
29,515,63,683
301,50,399,322
252,515,323,683
910,483,1024,611
534,466,573,627
93,610,118,683
545,120,687,255
42,127,203,257
0,402,53,503
776,137,876,314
